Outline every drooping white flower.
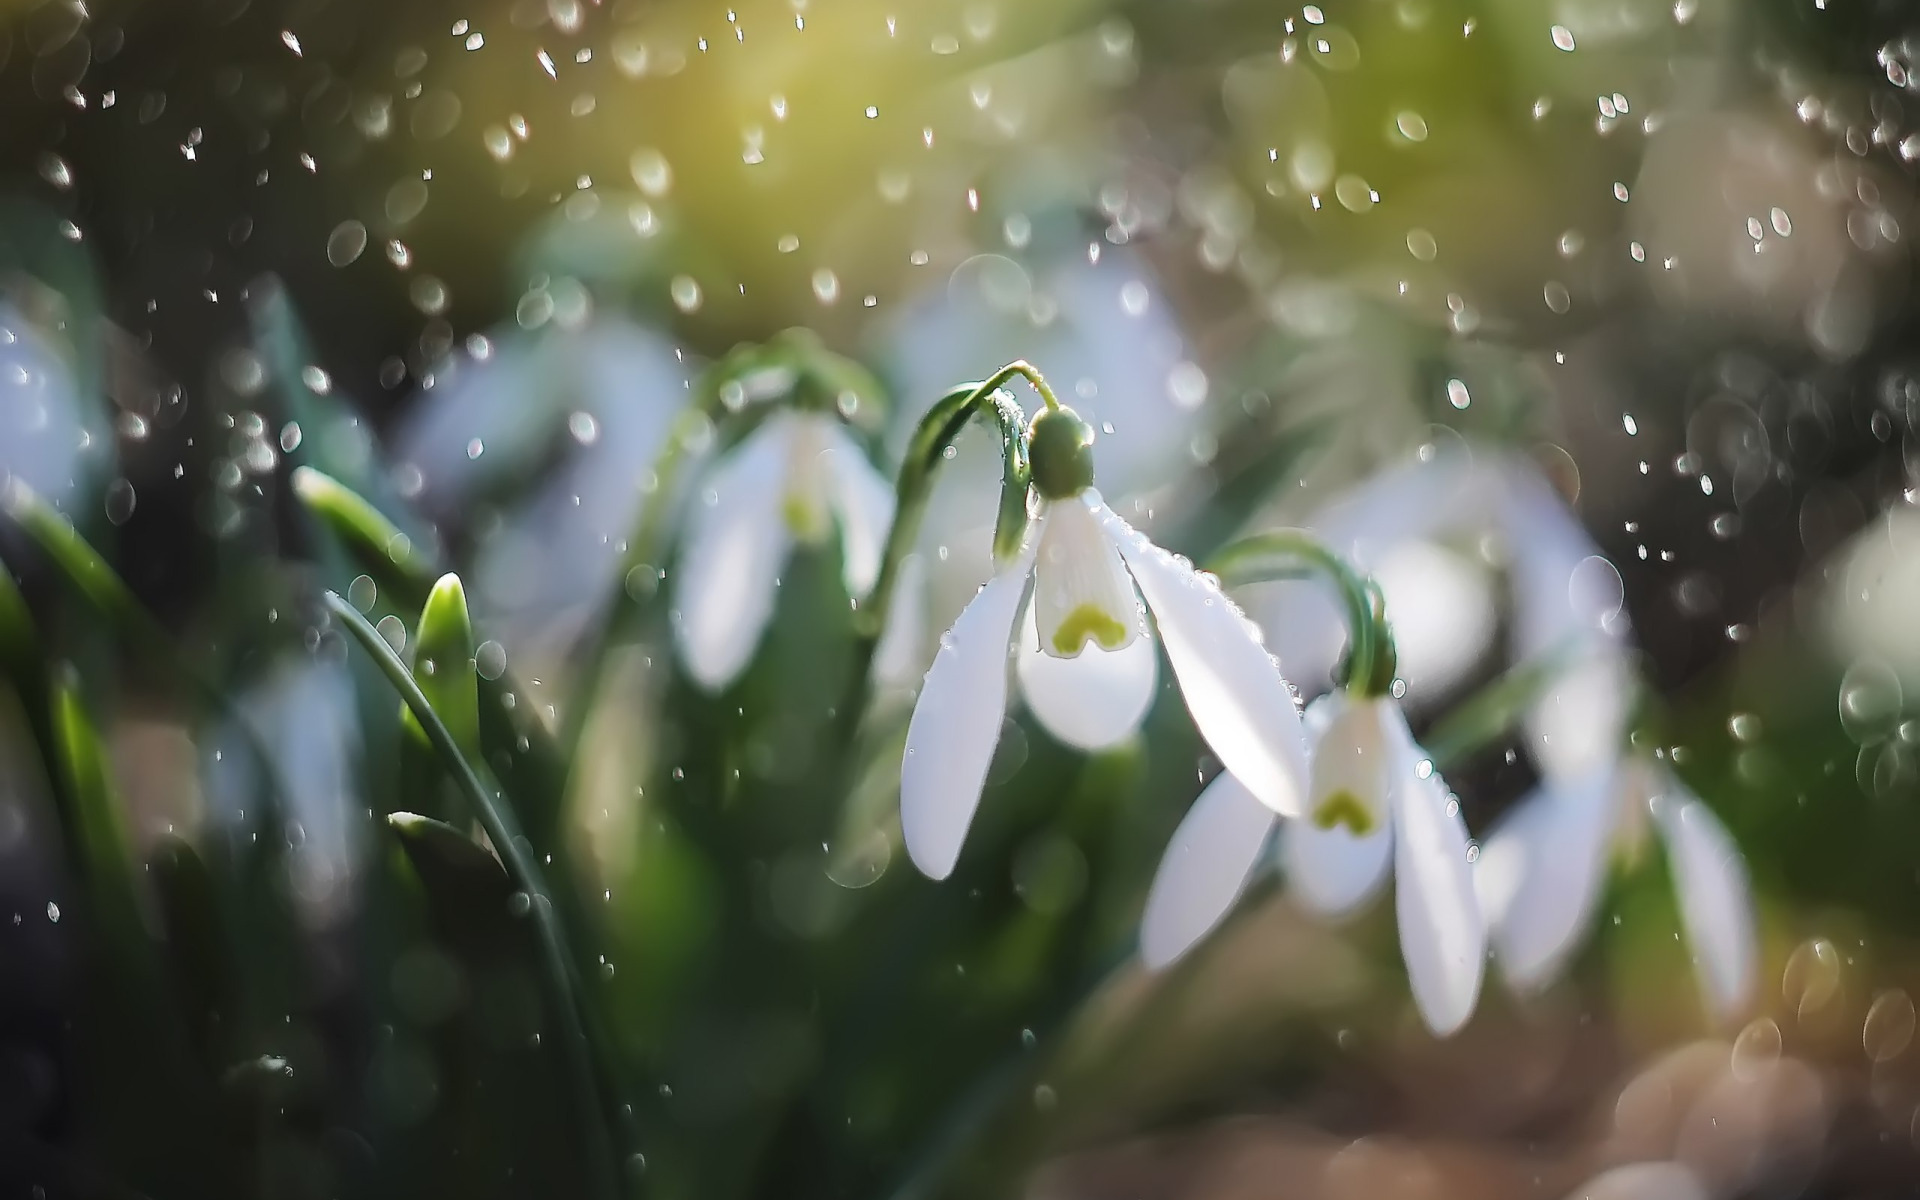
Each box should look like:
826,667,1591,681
1249,445,1737,1006
671,409,896,691
1139,690,1486,1036
900,407,1310,881
1474,757,1757,1021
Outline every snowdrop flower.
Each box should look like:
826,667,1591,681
671,408,895,691
394,318,685,652
1476,754,1757,1021
1140,688,1486,1037
901,404,1310,880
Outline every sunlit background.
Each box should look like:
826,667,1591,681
4,0,1920,1197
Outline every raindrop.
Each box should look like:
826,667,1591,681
630,148,672,196
37,154,71,189
46,901,59,923
1446,378,1471,409
327,221,369,266
348,575,378,613
410,91,462,139
670,275,702,312
1730,1016,1781,1081
409,276,447,316
386,178,430,225
1550,24,1575,51
104,478,136,525
1544,280,1571,313
1167,361,1208,409
1333,174,1375,211
568,411,599,445
280,422,302,452
1782,938,1842,1020
1839,659,1902,744
1406,228,1437,261
376,615,406,653
811,269,841,304
1119,280,1150,315
1307,26,1359,70
1865,989,1916,1062
476,640,508,681
1394,111,1428,142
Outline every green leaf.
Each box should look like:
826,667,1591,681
289,466,434,608
322,590,623,1200
403,574,480,757
3,482,144,629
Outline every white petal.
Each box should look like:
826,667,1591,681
1652,783,1758,1021
1306,691,1394,832
824,421,896,597
1285,694,1393,915
1475,767,1620,992
1031,493,1141,656
1097,502,1311,817
671,416,797,691
900,548,1034,880
1389,720,1486,1036
1558,1162,1707,1200
1016,599,1159,750
1526,646,1635,783
1138,771,1277,969
1283,810,1394,918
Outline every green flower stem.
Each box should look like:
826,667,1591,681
322,591,624,1200
1208,529,1390,695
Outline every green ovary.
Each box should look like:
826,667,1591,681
1050,604,1130,655
1311,790,1378,836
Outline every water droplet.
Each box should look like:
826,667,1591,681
1307,26,1359,70
46,901,59,922
1866,989,1916,1062
386,178,430,225
1446,378,1471,409
1119,280,1150,315
1167,361,1208,409
630,147,672,196
1334,174,1375,211
1544,280,1571,313
568,411,599,445
1839,659,1902,744
279,422,303,453
811,269,840,304
327,220,368,266
1550,24,1575,51
1730,1016,1781,1081
475,640,508,681
104,478,135,525
348,575,378,613
1783,937,1842,1020
670,275,702,312
376,614,407,652
1406,228,1437,261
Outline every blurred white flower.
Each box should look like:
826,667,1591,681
0,305,93,508
1252,444,1754,1016
1140,690,1486,1037
393,318,687,653
670,409,895,691
901,408,1310,880
1476,757,1758,1022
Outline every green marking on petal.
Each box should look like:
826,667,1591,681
783,495,830,543
1311,790,1377,836
1049,604,1130,655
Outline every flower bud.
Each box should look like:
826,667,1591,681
1027,406,1096,500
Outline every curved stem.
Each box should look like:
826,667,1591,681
1207,529,1387,695
324,592,623,1200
